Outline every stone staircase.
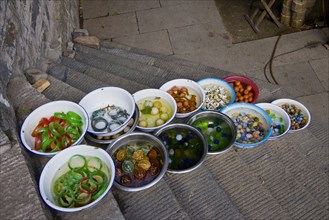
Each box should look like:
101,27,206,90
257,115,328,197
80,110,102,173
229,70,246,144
5,42,329,220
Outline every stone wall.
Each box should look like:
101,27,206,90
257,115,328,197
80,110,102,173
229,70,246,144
0,1,79,219
0,0,79,76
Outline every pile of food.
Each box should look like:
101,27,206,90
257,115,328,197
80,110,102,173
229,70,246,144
90,105,130,132
137,97,173,128
31,111,83,153
167,86,198,114
202,84,232,110
230,80,254,103
231,112,267,144
52,155,110,208
113,143,163,187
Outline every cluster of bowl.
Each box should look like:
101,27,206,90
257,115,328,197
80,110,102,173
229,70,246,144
19,75,312,212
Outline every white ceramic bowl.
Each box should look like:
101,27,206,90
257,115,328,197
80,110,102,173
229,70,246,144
271,98,311,133
197,78,236,111
20,100,89,157
256,103,291,140
79,87,135,136
133,89,177,132
221,103,273,148
159,79,205,118
39,145,115,212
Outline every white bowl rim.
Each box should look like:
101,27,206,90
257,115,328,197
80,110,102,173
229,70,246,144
221,102,273,148
271,98,311,133
256,102,291,140
159,78,206,118
79,87,135,136
39,144,115,212
20,100,89,157
197,77,236,111
133,88,177,132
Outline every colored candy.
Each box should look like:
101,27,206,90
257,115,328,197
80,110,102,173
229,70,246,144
280,104,308,130
231,112,266,144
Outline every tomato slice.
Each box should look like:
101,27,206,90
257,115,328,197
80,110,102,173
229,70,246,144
34,134,42,150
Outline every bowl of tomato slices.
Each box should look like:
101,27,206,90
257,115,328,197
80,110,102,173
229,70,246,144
20,100,89,156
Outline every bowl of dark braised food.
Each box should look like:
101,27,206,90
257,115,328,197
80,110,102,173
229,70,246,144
106,132,168,192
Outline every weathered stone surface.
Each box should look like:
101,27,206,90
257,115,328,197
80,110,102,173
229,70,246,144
24,68,48,84
47,65,68,82
0,128,11,155
73,36,100,49
0,61,16,132
32,79,50,93
0,0,79,76
0,128,50,220
84,13,138,39
72,28,89,39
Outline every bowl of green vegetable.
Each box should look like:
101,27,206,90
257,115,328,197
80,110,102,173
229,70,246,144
20,100,89,157
39,144,115,212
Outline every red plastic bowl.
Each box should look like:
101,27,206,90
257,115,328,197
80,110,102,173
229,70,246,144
222,75,259,104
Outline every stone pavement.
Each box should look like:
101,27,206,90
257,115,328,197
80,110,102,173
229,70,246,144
0,1,328,220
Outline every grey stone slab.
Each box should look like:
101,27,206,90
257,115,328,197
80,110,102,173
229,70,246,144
136,1,221,34
109,0,160,15
112,180,190,220
112,30,174,55
238,140,329,218
57,191,125,220
246,61,325,98
83,0,109,19
164,165,244,219
42,75,86,102
84,13,138,40
309,58,329,91
169,21,231,55
0,132,49,220
204,151,291,219
297,92,329,143
160,0,196,7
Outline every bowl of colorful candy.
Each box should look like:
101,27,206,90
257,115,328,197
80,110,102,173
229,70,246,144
271,98,311,132
20,100,89,156
159,79,205,118
221,103,272,148
107,132,168,192
133,89,177,132
39,144,115,212
155,124,207,173
256,103,291,140
222,75,259,103
187,111,237,154
197,78,236,111
84,105,139,144
79,87,135,137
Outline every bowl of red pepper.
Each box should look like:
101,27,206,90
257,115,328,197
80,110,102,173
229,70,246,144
20,100,89,156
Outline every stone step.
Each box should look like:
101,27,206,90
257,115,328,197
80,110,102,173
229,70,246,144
75,43,291,103
7,76,125,220
40,71,192,219
60,57,146,94
47,43,328,219
52,57,288,219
